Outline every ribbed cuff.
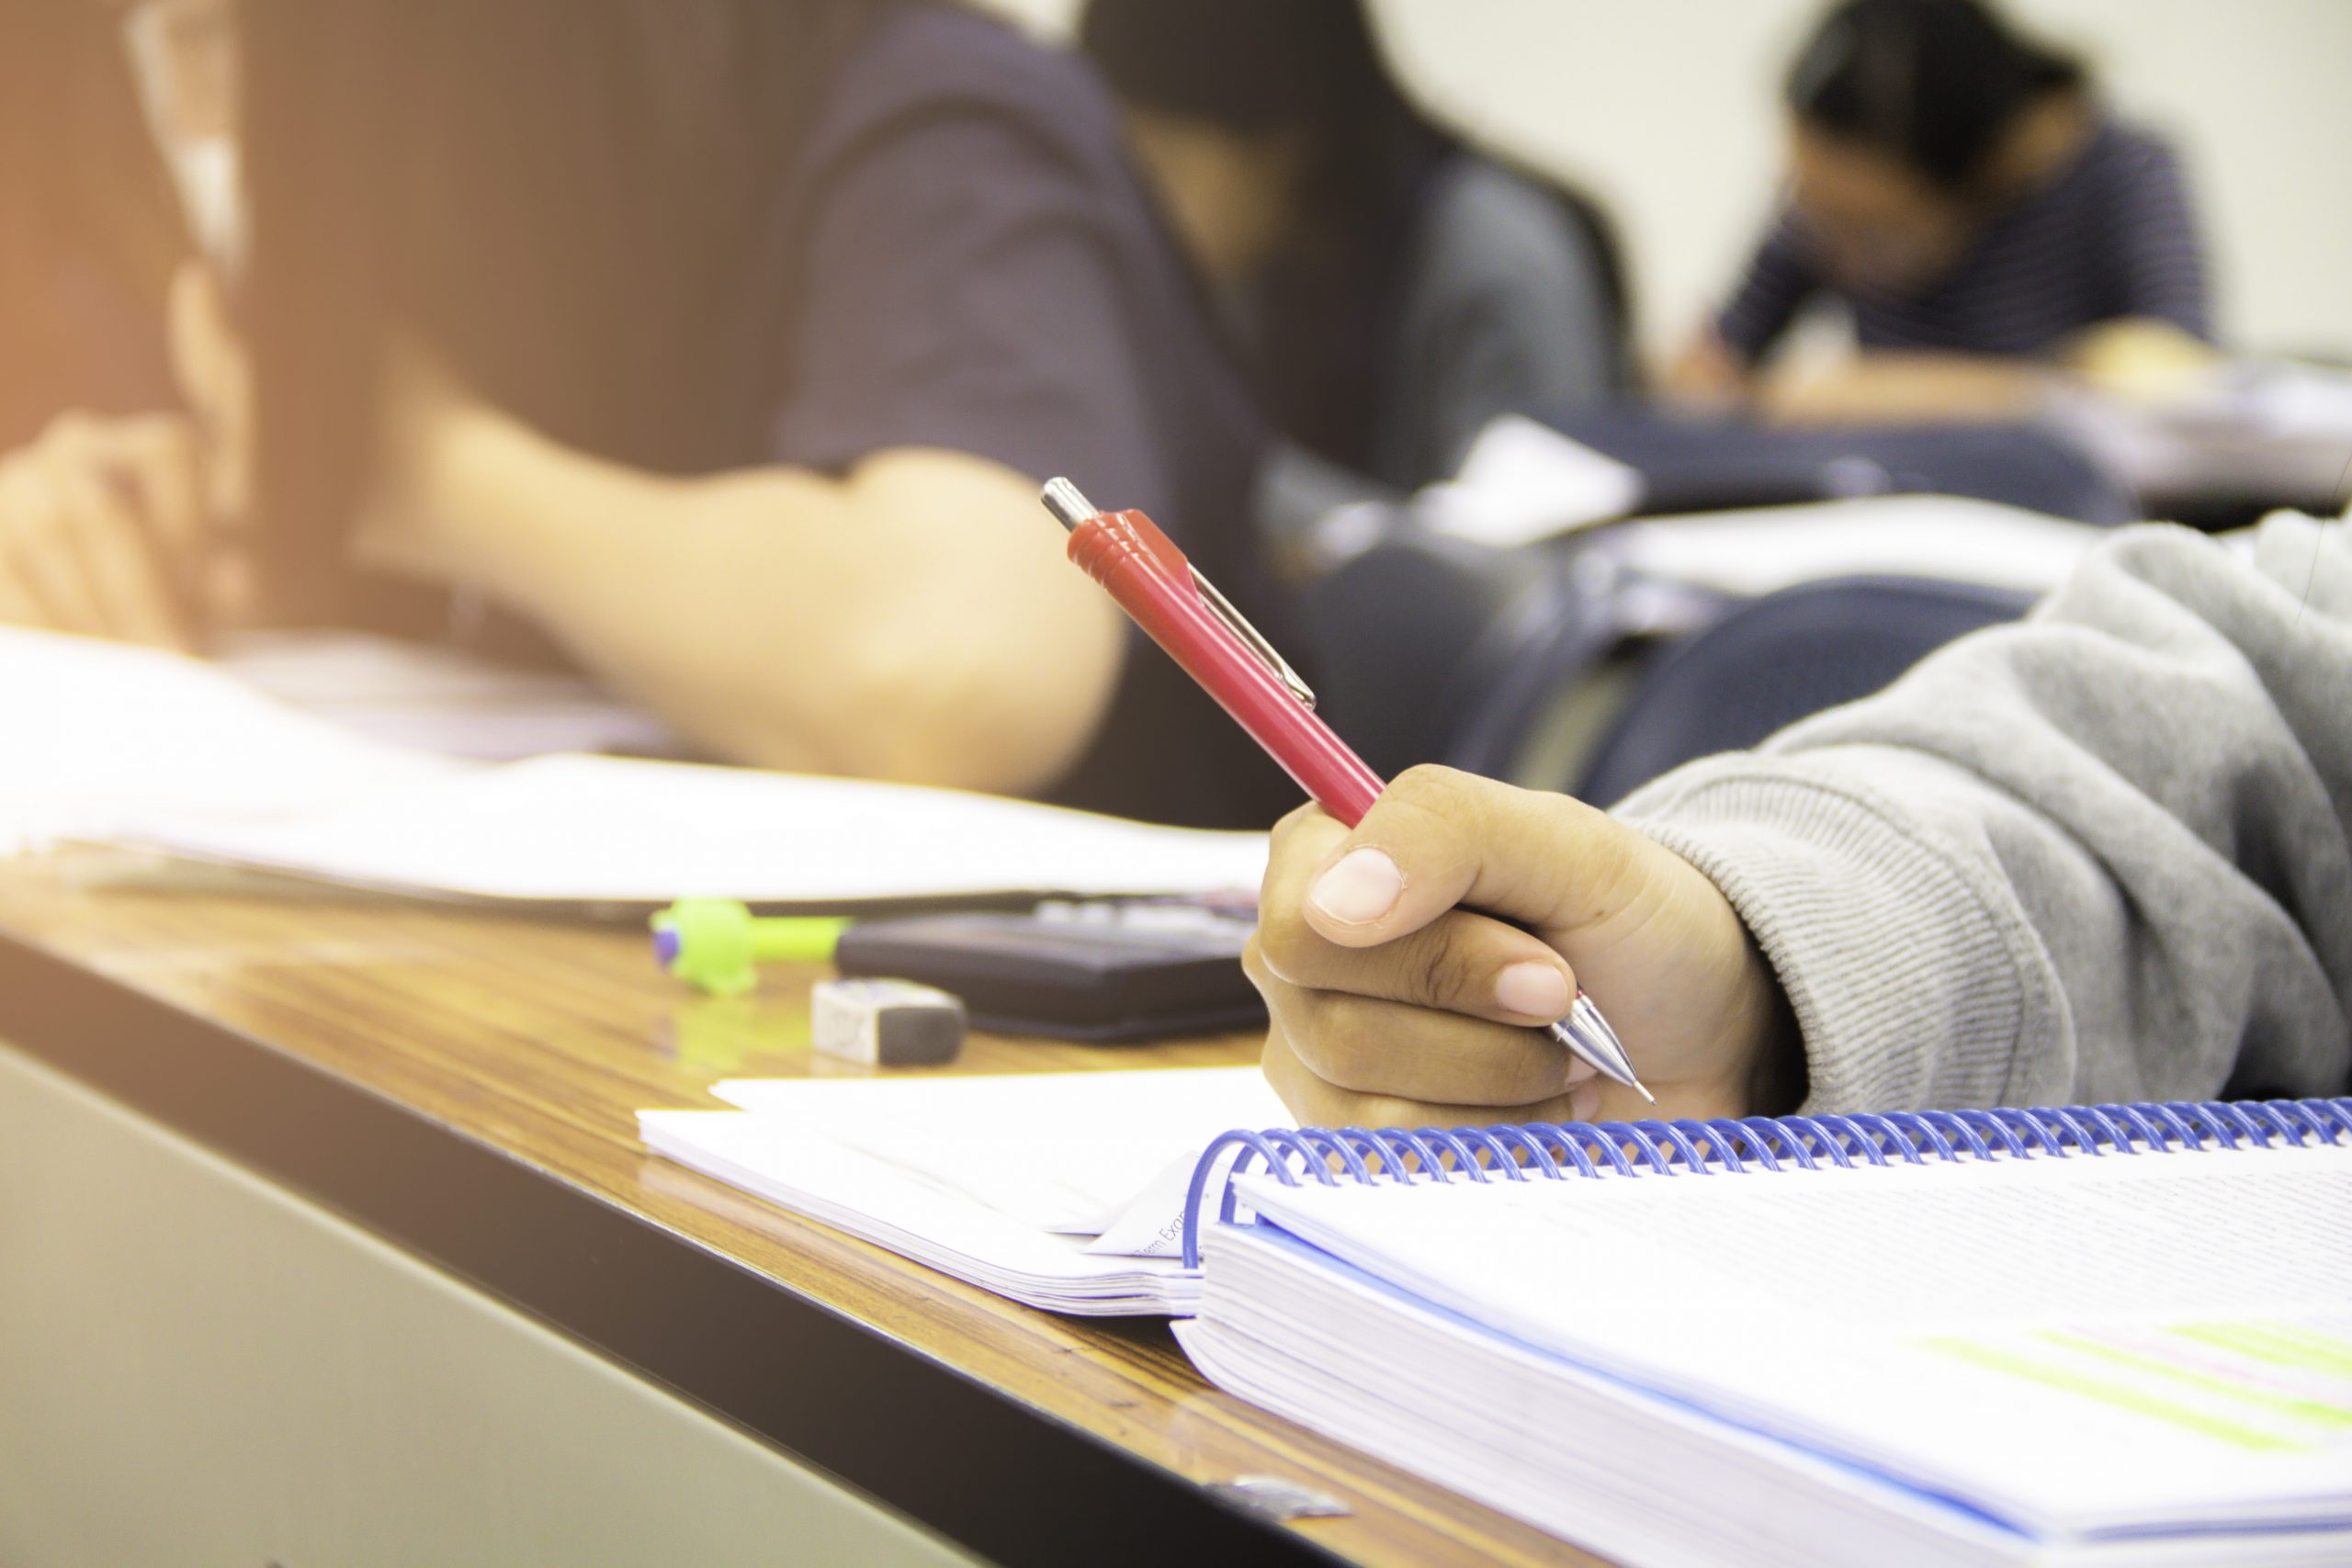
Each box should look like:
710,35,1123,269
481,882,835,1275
1615,757,2064,1111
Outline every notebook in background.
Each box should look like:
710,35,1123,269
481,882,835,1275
1179,1101,2352,1568
638,1067,1288,1314
3,627,1267,906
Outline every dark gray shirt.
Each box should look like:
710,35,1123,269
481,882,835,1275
1718,118,2212,364
759,5,1293,828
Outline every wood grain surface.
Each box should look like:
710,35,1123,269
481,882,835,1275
0,848,1609,1567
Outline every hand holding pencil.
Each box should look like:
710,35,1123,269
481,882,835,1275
1042,479,1705,1118
1246,765,1803,1131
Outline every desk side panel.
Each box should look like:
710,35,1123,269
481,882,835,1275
0,1041,981,1568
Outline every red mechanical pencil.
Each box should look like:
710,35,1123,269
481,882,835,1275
1040,479,1647,1098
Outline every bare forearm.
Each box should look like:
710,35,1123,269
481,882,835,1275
379,411,1124,792
1660,328,1749,411
1755,351,2049,425
2063,317,2217,394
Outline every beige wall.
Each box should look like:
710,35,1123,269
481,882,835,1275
980,0,2352,364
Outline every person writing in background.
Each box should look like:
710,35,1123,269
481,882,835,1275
1245,513,2349,1128
2,0,1292,829
0,0,234,651
1080,0,1629,571
1669,0,2216,425
0,0,187,445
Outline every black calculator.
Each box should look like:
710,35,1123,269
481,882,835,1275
832,899,1264,1043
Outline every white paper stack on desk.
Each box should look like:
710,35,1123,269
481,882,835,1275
0,626,1268,907
639,1067,1288,1314
0,625,462,858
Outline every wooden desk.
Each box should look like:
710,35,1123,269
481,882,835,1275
0,849,1596,1567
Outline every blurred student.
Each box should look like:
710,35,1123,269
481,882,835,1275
2,0,1292,829
1671,0,2215,423
0,1,187,444
0,1,231,649
1080,0,1629,562
1245,513,2349,1130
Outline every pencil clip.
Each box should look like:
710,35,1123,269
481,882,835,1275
1190,566,1317,710
1042,478,1316,710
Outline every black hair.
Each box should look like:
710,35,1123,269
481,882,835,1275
239,0,890,615
1080,0,1637,449
1079,0,1447,248
1787,0,2086,192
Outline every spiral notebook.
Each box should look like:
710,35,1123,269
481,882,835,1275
1175,1099,2352,1568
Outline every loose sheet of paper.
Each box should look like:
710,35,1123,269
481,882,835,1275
1419,414,1645,547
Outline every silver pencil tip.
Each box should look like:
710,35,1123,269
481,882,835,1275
1040,478,1094,532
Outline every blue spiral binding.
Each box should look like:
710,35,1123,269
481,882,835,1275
1177,1097,2352,1268
1778,1117,1859,1168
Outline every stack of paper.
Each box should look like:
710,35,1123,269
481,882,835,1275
639,1067,1287,1314
1180,1141,2352,1567
130,753,1270,908
214,628,682,761
2,626,1269,906
0,626,458,857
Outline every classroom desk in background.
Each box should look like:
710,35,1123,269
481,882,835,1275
0,849,1601,1568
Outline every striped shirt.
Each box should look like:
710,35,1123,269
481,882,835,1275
1717,117,2211,363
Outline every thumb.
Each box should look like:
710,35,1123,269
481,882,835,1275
1300,765,1657,950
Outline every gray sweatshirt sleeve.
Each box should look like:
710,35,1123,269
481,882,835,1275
1612,514,2352,1111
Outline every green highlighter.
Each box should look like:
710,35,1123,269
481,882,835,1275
650,899,850,997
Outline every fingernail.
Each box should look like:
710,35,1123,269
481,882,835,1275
1564,1056,1599,1087
1568,1082,1602,1123
1495,962,1572,1021
1308,848,1403,926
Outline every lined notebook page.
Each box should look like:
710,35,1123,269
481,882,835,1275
1239,1144,2352,1533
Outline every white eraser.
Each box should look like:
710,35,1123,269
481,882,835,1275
811,977,967,1066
